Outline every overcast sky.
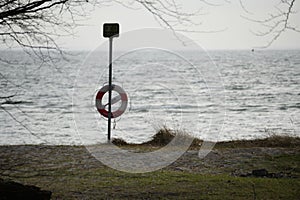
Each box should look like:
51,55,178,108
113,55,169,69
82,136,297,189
59,0,300,50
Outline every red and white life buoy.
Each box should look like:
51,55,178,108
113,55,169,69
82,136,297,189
95,84,128,118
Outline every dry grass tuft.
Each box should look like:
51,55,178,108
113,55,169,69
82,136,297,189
111,138,128,146
112,127,299,149
112,126,203,148
142,127,175,146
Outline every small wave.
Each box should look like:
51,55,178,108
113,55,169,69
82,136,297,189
242,104,262,108
279,103,300,110
228,108,247,112
279,106,288,110
61,111,74,114
130,109,148,113
1,100,33,105
257,93,274,97
226,85,250,90
288,103,300,109
253,108,269,112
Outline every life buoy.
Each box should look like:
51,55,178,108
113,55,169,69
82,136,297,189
95,84,128,118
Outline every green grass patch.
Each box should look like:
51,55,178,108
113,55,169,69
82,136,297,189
1,131,299,199
13,169,300,199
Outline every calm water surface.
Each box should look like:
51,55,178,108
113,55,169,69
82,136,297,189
0,50,299,145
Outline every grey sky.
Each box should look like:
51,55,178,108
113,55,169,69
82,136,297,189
60,0,300,50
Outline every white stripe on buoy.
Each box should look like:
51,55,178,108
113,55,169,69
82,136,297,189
95,84,128,118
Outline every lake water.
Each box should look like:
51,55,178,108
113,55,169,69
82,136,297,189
0,49,299,145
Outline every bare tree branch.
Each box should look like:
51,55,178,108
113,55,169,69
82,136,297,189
0,0,224,61
0,105,45,143
0,0,101,62
239,0,253,15
1,0,220,140
241,0,299,48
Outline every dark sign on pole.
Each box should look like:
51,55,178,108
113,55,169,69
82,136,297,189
103,23,119,38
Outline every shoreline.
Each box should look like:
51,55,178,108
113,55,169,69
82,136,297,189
0,134,299,151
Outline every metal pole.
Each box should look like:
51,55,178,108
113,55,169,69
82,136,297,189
108,37,113,141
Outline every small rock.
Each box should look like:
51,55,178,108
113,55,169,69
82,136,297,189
0,178,51,200
252,169,268,177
